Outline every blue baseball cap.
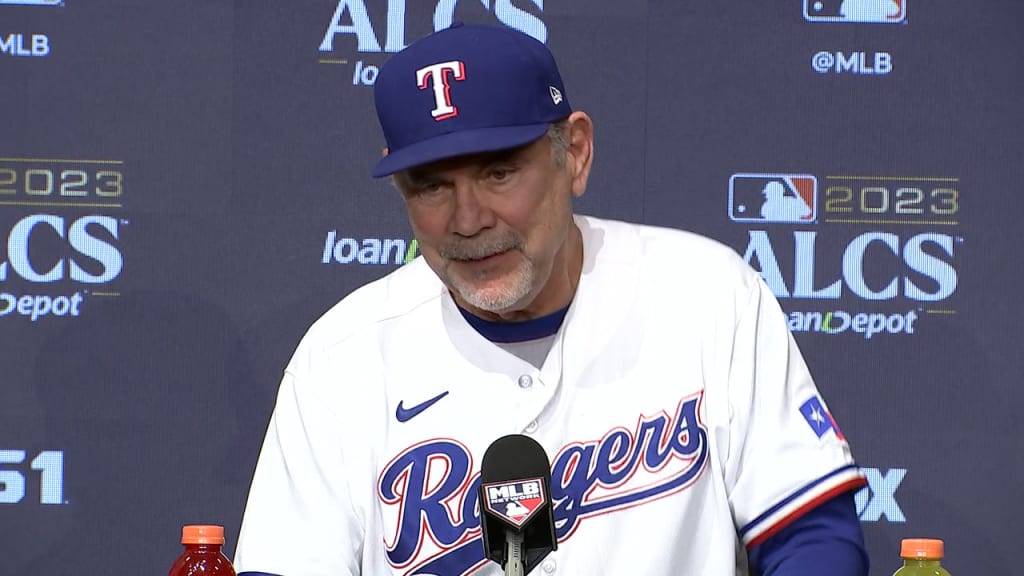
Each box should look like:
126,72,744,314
371,23,572,178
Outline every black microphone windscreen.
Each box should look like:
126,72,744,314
478,434,559,571
480,434,550,483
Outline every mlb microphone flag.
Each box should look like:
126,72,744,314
482,478,548,529
479,434,558,575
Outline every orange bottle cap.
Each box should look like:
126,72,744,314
181,525,225,545
900,538,944,559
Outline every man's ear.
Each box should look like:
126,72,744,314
566,111,594,198
381,147,389,158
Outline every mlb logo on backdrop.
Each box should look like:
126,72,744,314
803,0,905,23
729,174,817,223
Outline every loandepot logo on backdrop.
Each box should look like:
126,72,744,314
322,230,419,265
729,173,961,339
317,0,546,87
0,157,127,321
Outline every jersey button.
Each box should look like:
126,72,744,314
524,420,538,433
542,559,556,573
517,374,533,389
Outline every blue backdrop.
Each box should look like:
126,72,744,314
1,1,1021,574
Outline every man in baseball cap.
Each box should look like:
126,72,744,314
370,21,593,322
371,22,574,178
235,23,868,576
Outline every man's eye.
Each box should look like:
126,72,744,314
488,167,512,181
416,181,444,195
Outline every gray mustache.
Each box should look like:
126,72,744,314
439,233,522,260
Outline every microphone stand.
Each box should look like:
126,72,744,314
503,529,525,576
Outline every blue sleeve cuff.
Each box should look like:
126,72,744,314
748,489,869,576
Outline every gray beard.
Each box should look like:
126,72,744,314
449,258,535,313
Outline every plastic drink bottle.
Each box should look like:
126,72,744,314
168,525,237,576
892,538,951,576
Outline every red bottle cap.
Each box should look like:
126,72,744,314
900,538,944,559
181,525,225,545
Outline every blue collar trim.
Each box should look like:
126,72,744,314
457,304,570,343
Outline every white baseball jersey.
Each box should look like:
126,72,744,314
234,215,863,576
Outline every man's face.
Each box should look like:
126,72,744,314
394,125,587,320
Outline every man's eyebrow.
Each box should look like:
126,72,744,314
403,169,442,186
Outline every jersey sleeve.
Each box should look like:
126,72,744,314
723,275,866,548
234,372,364,575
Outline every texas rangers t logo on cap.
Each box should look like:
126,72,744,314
417,60,466,121
371,24,572,177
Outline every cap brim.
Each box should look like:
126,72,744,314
371,123,550,178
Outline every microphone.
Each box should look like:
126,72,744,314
479,434,558,575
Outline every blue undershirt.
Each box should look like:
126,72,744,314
749,490,868,575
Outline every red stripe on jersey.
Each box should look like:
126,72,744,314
746,476,867,549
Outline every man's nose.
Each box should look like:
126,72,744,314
451,182,495,237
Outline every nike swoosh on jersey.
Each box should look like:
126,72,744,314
396,391,450,422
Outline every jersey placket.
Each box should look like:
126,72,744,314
514,328,565,436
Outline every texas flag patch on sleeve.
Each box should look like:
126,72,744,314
799,396,846,441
